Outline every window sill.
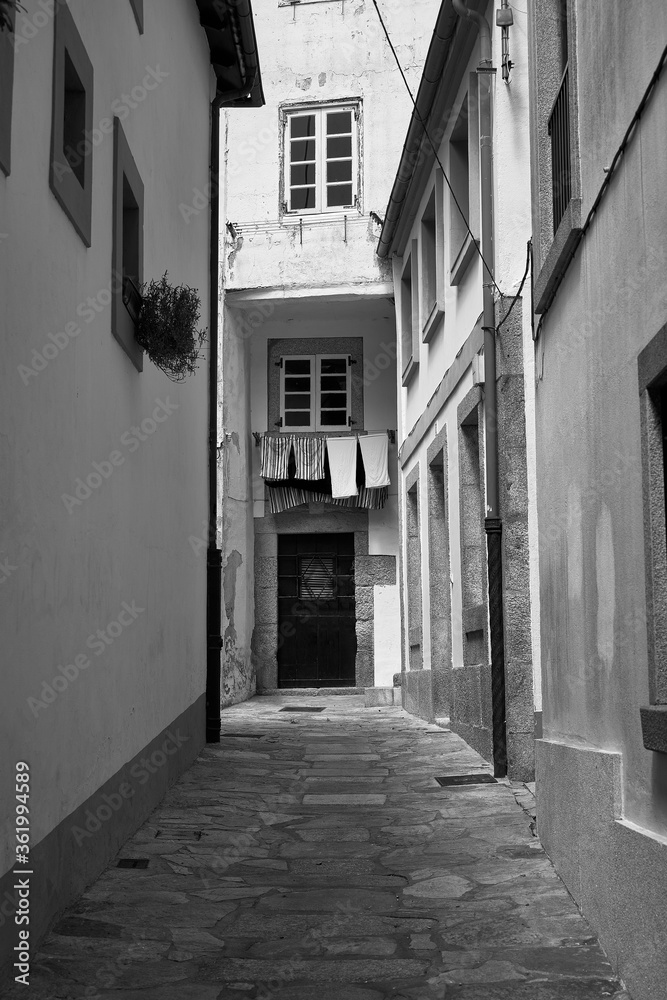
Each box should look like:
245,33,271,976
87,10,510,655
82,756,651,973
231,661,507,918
422,300,445,344
640,705,667,754
450,232,479,287
401,355,418,388
282,209,362,222
534,198,582,314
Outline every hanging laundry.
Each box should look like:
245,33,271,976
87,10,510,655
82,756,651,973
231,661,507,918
260,435,293,480
359,432,391,488
326,436,359,498
292,435,326,481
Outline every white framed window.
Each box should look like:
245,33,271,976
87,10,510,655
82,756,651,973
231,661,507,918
283,103,359,215
280,354,351,431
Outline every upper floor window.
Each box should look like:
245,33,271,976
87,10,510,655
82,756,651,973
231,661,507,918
283,103,359,215
280,354,352,430
49,2,94,246
0,8,16,176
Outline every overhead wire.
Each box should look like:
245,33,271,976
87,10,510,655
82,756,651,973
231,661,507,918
370,0,504,301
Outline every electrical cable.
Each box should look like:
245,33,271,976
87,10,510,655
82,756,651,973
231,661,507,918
370,0,504,301
496,239,532,333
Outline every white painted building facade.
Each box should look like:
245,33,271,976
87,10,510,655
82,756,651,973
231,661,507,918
378,0,540,779
220,0,441,698
0,0,261,977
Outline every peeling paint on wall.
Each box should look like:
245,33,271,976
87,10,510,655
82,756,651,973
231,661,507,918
223,549,243,644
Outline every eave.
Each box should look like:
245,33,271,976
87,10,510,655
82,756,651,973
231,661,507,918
194,0,264,108
377,0,483,259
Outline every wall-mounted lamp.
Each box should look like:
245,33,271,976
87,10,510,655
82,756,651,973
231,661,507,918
496,1,514,83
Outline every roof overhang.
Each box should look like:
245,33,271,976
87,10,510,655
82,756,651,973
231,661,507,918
377,0,485,258
194,0,264,108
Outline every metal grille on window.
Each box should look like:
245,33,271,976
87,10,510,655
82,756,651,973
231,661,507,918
283,358,313,429
289,114,316,212
300,556,336,599
326,110,353,208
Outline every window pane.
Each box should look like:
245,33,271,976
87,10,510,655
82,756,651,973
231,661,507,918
291,163,316,186
284,411,311,427
291,115,315,138
327,160,352,183
291,139,316,163
321,410,347,426
320,358,347,374
321,392,347,408
320,376,347,392
285,378,311,393
327,184,353,207
285,359,311,375
285,393,311,408
300,556,336,600
327,111,352,135
291,187,316,210
327,136,352,159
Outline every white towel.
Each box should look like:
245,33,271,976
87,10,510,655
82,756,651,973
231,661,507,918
359,433,390,488
326,436,358,498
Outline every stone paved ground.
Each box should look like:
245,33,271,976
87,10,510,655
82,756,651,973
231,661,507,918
8,695,632,999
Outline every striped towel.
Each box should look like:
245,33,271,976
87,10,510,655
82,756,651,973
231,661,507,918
292,435,326,481
260,435,293,480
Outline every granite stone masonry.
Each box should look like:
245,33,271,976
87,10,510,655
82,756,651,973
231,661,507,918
4,696,632,999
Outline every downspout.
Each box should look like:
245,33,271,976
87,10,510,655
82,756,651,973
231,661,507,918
206,93,225,744
452,0,507,776
205,1,260,744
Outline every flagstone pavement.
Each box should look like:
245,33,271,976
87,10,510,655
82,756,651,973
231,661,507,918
8,695,632,999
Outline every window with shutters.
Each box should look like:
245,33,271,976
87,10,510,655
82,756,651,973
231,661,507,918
280,354,351,431
282,103,360,215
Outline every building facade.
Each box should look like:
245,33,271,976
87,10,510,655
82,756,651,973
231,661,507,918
220,0,441,701
378,0,540,781
528,0,667,995
0,0,261,977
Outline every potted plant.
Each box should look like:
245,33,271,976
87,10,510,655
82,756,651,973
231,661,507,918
136,272,207,382
0,1,23,31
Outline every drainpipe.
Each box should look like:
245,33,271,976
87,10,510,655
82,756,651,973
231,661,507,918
205,1,260,744
206,94,224,745
452,0,507,777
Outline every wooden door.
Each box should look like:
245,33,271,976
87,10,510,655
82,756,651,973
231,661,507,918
277,533,356,688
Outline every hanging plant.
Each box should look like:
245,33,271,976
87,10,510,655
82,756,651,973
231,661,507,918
0,1,24,31
136,272,207,383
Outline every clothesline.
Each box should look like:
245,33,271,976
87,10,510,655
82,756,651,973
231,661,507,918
252,429,396,446
258,431,392,512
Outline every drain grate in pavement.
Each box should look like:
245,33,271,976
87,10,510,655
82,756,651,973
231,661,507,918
279,706,326,713
435,773,497,786
221,732,265,738
116,858,149,869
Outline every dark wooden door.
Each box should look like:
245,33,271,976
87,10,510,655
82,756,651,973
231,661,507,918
277,533,356,688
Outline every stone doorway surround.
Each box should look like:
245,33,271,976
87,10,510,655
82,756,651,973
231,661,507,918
253,505,396,690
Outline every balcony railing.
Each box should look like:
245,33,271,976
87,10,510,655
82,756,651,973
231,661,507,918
548,66,571,234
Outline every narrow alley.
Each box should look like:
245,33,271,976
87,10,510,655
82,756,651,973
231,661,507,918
9,696,629,999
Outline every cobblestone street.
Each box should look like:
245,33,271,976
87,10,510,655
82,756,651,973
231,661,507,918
11,696,630,999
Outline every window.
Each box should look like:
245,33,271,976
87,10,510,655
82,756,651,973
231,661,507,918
638,325,667,753
280,354,351,431
0,9,15,176
530,0,581,313
283,103,359,214
420,173,445,342
128,0,144,32
49,2,93,246
399,239,419,386
449,96,479,285
112,118,144,371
